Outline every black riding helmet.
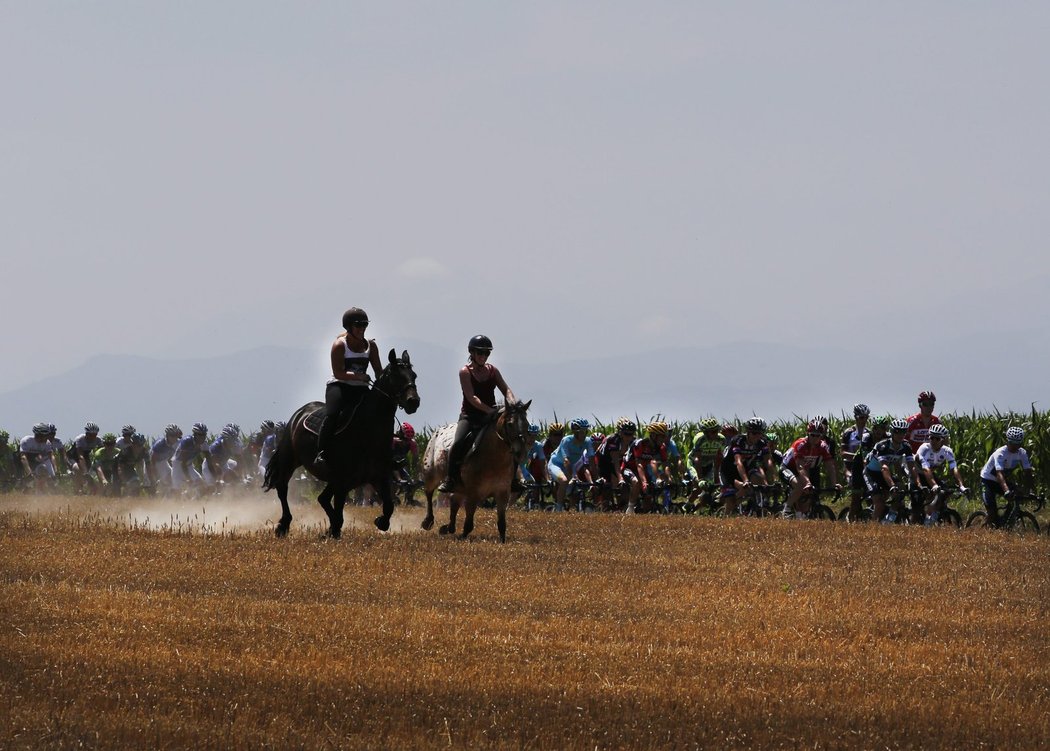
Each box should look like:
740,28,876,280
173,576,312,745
468,334,493,353
342,307,369,330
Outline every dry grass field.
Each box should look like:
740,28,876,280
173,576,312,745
2,492,1048,750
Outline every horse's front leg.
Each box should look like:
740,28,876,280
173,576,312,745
332,488,348,538
439,492,460,535
495,491,509,543
275,481,293,537
317,484,341,538
374,475,394,532
421,489,435,531
460,497,478,539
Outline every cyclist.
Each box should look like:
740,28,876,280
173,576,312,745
718,417,777,515
117,433,150,494
905,391,941,452
595,418,636,510
436,334,517,492
519,423,548,487
150,424,182,494
204,424,243,488
843,410,883,520
19,423,57,490
92,433,121,492
978,426,1034,528
316,307,384,468
258,422,284,476
863,418,919,522
46,424,68,476
250,420,277,466
68,422,104,494
116,424,137,451
687,418,724,507
721,423,739,446
548,418,595,511
172,423,210,493
840,404,871,487
392,422,420,494
915,423,967,523
0,430,16,490
781,421,840,518
542,422,565,460
622,421,672,513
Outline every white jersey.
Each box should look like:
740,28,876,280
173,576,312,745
327,338,372,386
19,435,54,457
916,442,957,471
980,446,1031,481
73,433,103,456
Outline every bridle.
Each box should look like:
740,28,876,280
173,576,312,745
372,361,419,409
495,403,530,462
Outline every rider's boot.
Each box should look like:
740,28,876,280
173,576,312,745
315,417,333,468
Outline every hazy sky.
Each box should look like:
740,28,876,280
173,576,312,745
3,3,1048,400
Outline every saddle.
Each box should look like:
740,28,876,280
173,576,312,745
302,406,357,437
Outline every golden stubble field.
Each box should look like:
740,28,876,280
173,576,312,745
1,492,1048,750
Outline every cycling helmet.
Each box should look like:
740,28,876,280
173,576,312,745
527,423,541,435
569,418,590,432
722,423,739,437
745,417,766,432
813,416,829,435
615,417,637,434
870,414,890,427
765,432,778,444
928,424,949,439
164,423,181,437
699,417,720,431
32,422,49,435
342,307,369,329
0,430,8,443
591,432,605,444
853,403,870,417
131,433,146,446
222,424,240,440
890,418,908,432
274,421,286,433
48,423,57,435
102,433,117,444
1006,426,1025,444
918,390,936,404
191,422,208,437
121,424,135,436
806,421,821,435
259,419,276,434
398,422,415,439
468,334,493,353
648,421,669,437
548,422,565,435
84,422,100,434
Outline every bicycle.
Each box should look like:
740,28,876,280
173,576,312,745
786,486,839,521
521,481,556,511
393,477,422,506
919,484,966,528
965,491,1044,533
567,479,599,512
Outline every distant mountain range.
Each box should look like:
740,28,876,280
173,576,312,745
0,333,1045,439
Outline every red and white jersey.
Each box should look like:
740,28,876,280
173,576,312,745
905,413,941,452
782,437,833,471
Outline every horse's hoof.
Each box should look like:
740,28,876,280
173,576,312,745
439,524,454,535
421,516,434,531
374,516,390,532
275,524,289,538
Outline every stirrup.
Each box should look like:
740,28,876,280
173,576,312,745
436,478,455,493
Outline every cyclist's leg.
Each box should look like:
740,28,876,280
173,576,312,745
981,479,1003,527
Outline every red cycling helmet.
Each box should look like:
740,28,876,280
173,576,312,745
918,390,936,404
400,423,415,439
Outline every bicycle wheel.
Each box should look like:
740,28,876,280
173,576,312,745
936,508,962,528
965,511,990,528
811,504,836,521
1011,511,1040,534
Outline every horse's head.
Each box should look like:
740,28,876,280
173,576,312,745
497,399,532,463
377,349,421,414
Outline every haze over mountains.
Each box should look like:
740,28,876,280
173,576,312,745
1,331,1044,439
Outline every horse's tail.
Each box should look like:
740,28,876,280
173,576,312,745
262,422,294,492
